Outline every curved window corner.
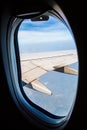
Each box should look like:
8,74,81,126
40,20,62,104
3,5,79,130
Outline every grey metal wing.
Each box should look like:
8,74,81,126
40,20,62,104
20,50,78,95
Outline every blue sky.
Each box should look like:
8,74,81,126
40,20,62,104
18,16,75,45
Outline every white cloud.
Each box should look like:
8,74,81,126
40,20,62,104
18,30,73,45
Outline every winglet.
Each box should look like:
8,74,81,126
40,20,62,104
29,80,52,95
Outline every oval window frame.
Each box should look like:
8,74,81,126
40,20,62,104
1,4,79,130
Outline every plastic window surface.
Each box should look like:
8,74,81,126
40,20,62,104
18,13,79,118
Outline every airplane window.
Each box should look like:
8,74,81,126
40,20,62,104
18,15,78,117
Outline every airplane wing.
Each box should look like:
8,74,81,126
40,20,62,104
20,50,78,95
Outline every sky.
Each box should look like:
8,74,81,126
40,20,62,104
18,16,76,46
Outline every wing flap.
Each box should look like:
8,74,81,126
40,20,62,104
64,65,78,75
54,65,78,75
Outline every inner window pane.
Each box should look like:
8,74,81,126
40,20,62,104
18,15,78,117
